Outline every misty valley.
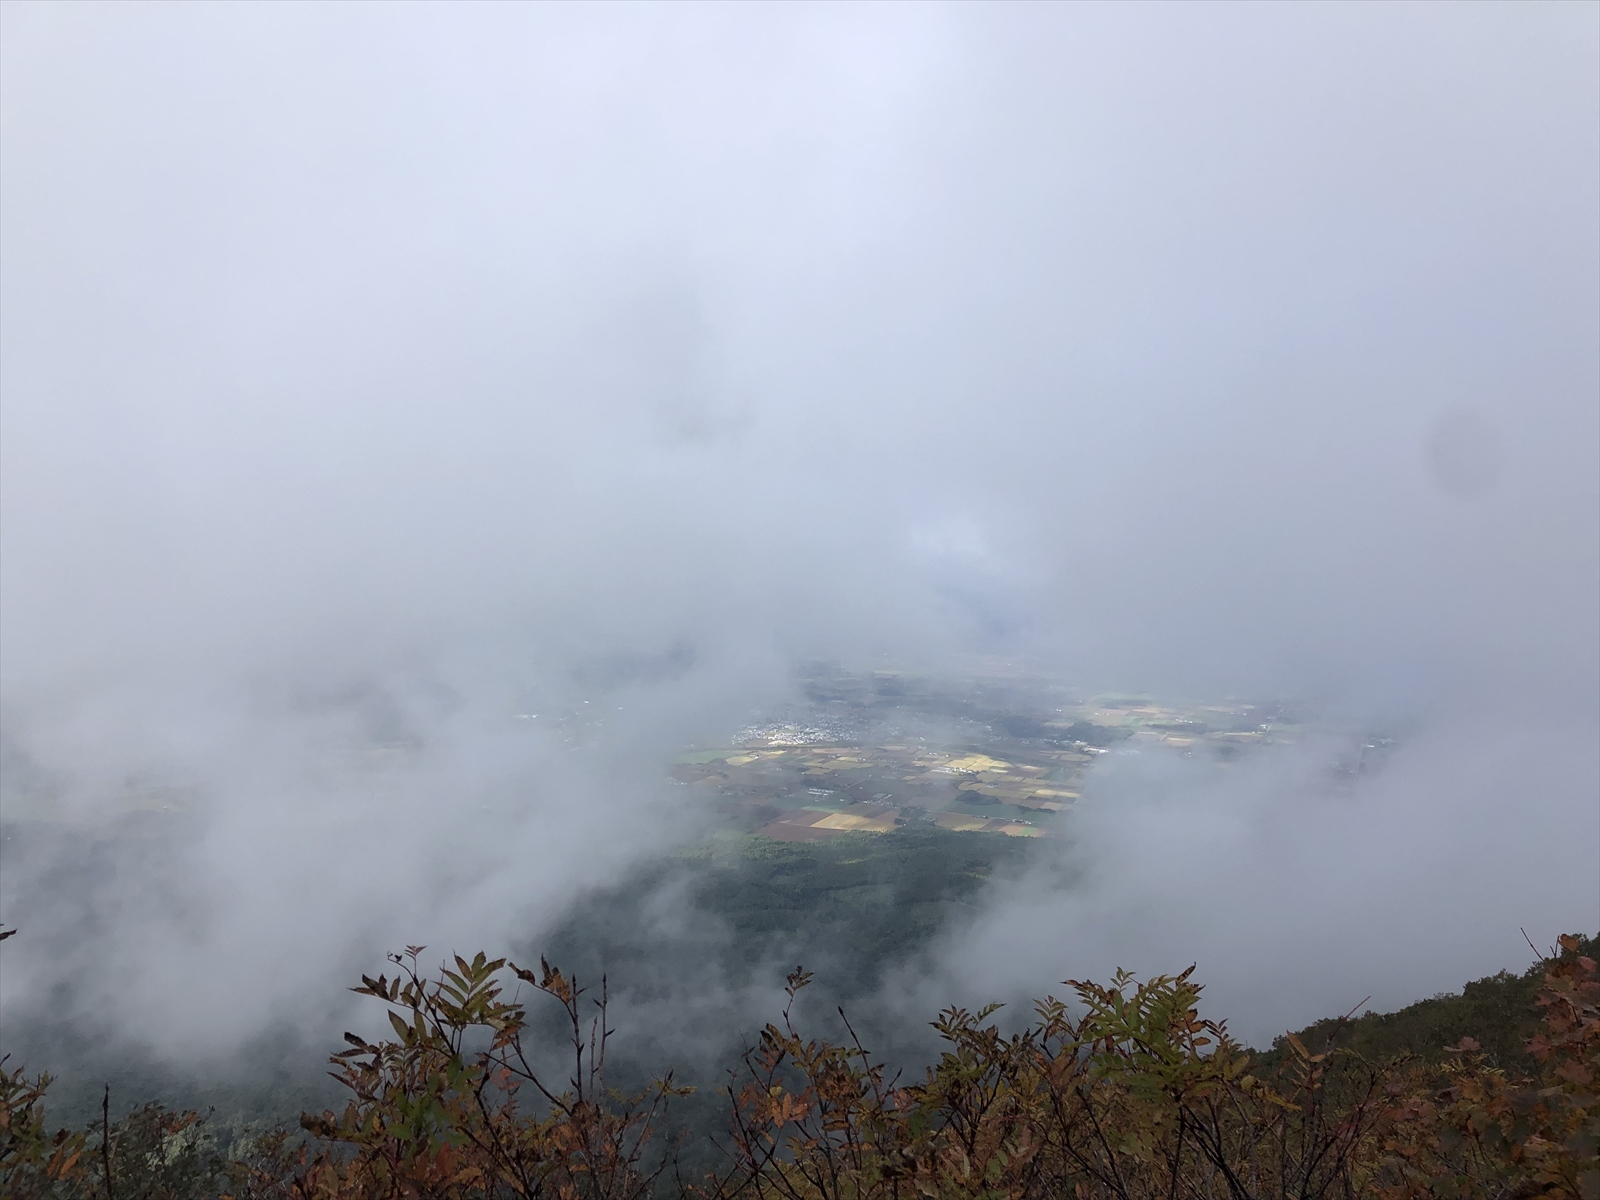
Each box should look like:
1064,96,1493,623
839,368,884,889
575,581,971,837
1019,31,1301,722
2,667,1591,1199
3,3,1596,1197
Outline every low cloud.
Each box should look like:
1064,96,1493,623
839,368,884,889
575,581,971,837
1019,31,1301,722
0,2,1595,1074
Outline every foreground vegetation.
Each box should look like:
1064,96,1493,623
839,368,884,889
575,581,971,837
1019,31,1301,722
3,931,1595,1199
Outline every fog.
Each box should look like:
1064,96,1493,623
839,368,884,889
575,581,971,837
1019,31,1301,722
1,3,1596,1071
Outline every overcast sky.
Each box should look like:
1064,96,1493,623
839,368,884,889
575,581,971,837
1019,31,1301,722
1,2,1596,1055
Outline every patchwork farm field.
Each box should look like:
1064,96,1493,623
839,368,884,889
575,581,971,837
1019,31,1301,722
667,668,1308,844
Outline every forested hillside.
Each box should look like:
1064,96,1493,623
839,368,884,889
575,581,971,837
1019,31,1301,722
1270,935,1597,1078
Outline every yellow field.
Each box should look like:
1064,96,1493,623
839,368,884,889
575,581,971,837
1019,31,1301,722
941,753,1012,773
811,811,899,832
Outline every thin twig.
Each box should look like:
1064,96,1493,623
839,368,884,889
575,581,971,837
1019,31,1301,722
101,1082,114,1200
1521,926,1545,965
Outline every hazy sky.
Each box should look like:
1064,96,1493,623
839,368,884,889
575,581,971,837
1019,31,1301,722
1,2,1596,1056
